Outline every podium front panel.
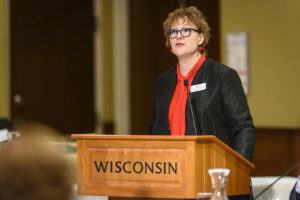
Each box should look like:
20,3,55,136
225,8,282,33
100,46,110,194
77,138,196,198
73,135,254,199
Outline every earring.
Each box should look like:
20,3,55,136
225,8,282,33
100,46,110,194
198,46,203,51
170,49,174,53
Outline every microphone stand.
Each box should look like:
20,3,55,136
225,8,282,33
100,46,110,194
254,161,300,200
184,80,198,135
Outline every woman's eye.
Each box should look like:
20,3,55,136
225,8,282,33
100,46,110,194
182,28,190,33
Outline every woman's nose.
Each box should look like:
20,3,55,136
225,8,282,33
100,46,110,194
176,32,183,39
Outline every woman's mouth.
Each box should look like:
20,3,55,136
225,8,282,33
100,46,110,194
176,43,184,47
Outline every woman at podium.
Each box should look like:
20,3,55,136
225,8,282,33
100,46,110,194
148,6,256,162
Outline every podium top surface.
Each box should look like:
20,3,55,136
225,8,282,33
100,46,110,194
72,134,217,141
71,134,254,169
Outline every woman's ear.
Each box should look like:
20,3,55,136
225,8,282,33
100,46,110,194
198,33,204,46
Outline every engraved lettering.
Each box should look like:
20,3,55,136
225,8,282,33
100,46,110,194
123,161,132,173
133,162,143,173
168,162,177,174
94,161,108,172
115,161,122,173
155,162,162,174
94,161,178,175
145,162,153,174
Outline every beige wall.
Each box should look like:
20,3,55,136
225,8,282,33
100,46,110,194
0,0,10,118
220,0,300,128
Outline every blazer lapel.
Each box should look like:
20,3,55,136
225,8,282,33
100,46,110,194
155,67,177,134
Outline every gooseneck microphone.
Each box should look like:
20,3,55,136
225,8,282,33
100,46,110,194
184,80,198,135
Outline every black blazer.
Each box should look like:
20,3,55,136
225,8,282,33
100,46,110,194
149,57,256,161
290,183,300,200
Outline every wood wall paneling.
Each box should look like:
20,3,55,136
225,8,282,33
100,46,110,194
10,0,95,133
252,128,300,177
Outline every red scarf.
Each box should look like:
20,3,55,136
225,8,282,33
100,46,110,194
169,55,206,136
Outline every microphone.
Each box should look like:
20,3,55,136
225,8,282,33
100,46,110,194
183,80,189,87
184,80,198,135
254,161,300,200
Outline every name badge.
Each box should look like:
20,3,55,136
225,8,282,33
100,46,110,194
190,83,206,93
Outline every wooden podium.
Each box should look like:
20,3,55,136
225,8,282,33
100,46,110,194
71,134,254,199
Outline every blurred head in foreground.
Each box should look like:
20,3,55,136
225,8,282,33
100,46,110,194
0,122,72,200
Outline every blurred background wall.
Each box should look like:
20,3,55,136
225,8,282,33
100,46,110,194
221,0,300,129
0,0,10,118
0,0,299,176
220,0,300,177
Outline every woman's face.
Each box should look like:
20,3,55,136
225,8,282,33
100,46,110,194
169,18,204,58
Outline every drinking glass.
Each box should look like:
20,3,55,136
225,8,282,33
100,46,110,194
196,192,212,200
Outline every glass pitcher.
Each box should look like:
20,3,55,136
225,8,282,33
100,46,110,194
208,168,230,200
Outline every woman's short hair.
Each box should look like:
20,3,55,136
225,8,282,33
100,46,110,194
163,6,211,49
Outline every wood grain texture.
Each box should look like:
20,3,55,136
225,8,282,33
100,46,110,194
72,134,254,198
252,128,300,177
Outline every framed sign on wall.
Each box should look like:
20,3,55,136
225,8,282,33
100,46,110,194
226,32,249,95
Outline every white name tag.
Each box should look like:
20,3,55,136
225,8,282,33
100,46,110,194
190,83,206,93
